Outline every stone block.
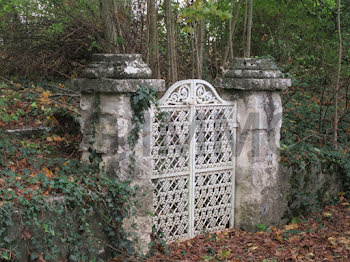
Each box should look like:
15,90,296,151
224,69,282,79
83,54,152,79
72,78,165,93
215,78,291,91
93,135,117,154
80,93,95,111
227,58,279,70
236,92,282,131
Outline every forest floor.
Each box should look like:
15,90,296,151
147,201,350,261
1,81,350,262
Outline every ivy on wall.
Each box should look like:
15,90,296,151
0,85,161,261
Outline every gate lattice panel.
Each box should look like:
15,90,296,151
151,80,237,241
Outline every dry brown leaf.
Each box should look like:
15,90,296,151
38,253,46,262
285,223,299,230
323,212,332,218
288,235,301,243
22,228,31,240
42,168,54,178
328,237,337,247
338,237,350,246
53,135,65,142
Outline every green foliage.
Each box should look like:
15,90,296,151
281,90,350,218
0,84,25,123
179,0,231,36
0,83,166,261
0,132,136,261
129,85,165,149
256,224,268,232
0,80,165,260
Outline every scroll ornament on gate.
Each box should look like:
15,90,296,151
161,80,224,106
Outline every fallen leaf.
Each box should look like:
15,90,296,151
38,253,46,262
338,237,350,246
285,223,299,230
288,235,301,243
42,168,54,178
328,237,337,247
22,228,31,240
53,135,65,142
215,231,227,241
218,248,231,259
323,212,332,218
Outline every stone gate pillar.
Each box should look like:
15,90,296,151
72,54,165,252
215,58,291,231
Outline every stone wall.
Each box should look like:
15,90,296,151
215,58,292,230
6,197,111,261
72,54,165,253
281,163,342,218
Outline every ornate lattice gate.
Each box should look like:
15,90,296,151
151,79,237,241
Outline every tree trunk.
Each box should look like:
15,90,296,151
191,30,196,79
194,0,206,79
242,0,248,57
246,0,253,58
146,0,150,64
100,0,120,53
334,0,342,148
148,0,160,78
195,19,205,79
223,0,242,65
165,0,178,84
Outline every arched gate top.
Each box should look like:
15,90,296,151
159,79,232,106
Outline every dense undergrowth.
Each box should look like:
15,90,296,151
281,87,350,218
0,81,138,261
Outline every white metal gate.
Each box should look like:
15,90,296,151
151,79,237,241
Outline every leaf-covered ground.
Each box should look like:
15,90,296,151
148,199,350,261
0,80,81,199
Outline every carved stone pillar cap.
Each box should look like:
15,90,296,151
81,53,152,79
72,54,165,93
215,58,291,91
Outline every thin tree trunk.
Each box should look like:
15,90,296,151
146,0,150,64
195,0,206,79
246,0,253,58
334,0,342,148
242,0,248,57
100,0,120,53
148,0,160,78
165,0,178,84
223,0,242,65
115,0,125,52
191,30,196,79
214,15,219,76
195,19,205,79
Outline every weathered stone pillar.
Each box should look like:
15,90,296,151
215,58,291,231
72,54,165,252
